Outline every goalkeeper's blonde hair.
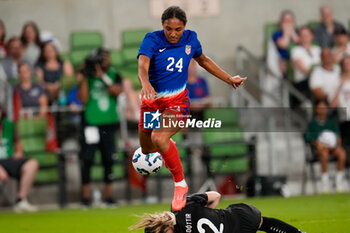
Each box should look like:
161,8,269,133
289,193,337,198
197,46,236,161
129,211,175,233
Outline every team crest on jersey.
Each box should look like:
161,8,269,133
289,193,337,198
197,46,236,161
185,45,191,55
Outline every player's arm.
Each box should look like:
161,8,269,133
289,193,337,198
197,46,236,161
94,64,122,97
205,191,221,209
194,54,246,90
138,55,157,100
78,74,89,104
293,59,310,75
12,128,24,159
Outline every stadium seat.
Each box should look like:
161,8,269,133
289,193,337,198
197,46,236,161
200,108,254,193
120,47,139,68
70,31,103,50
17,117,66,206
69,49,92,68
118,29,151,90
110,50,124,70
121,29,151,48
17,118,59,183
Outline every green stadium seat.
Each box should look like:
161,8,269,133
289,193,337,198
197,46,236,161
69,49,92,68
110,50,124,69
204,108,239,126
119,68,141,90
122,29,151,48
17,118,60,184
121,47,139,66
71,31,103,50
60,52,71,62
202,108,251,175
203,131,249,174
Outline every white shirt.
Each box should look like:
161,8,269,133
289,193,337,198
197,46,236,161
309,65,341,101
337,80,350,121
291,45,321,82
332,42,350,60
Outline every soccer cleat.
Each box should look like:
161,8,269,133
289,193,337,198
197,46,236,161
13,199,38,213
172,185,188,211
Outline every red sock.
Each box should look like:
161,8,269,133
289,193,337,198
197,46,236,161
160,140,184,182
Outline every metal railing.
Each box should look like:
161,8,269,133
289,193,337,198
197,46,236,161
234,45,311,176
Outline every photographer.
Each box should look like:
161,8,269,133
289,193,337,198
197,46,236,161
78,48,122,207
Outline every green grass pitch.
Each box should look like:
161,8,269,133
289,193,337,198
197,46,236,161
1,194,349,233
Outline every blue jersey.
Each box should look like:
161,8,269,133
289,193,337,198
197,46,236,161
138,30,202,97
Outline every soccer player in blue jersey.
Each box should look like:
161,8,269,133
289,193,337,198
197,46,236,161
137,6,246,211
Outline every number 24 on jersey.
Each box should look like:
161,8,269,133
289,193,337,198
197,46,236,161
166,57,183,72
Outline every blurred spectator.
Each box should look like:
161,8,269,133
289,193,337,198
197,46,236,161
13,62,48,119
121,78,141,122
78,48,122,207
272,10,299,75
332,28,350,63
186,59,212,120
20,21,42,68
314,5,345,48
66,69,83,128
291,26,321,97
330,56,350,143
0,104,39,212
309,48,340,101
1,37,32,83
35,42,73,103
0,19,6,59
40,30,63,53
305,99,347,193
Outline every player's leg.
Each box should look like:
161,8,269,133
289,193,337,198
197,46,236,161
331,146,347,192
18,158,38,200
316,146,330,192
2,158,39,212
99,125,117,204
139,129,157,154
151,126,183,181
259,217,304,233
151,110,187,211
79,136,97,206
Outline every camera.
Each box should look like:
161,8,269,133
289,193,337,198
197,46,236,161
83,51,104,77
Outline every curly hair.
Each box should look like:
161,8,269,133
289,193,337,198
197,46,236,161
129,211,175,233
161,6,187,25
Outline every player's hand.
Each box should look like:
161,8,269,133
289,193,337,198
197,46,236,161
0,166,9,182
140,82,158,100
230,75,247,90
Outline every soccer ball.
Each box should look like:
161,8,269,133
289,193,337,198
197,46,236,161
318,130,337,148
132,147,163,175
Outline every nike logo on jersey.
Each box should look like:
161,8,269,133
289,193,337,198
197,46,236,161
159,48,166,52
